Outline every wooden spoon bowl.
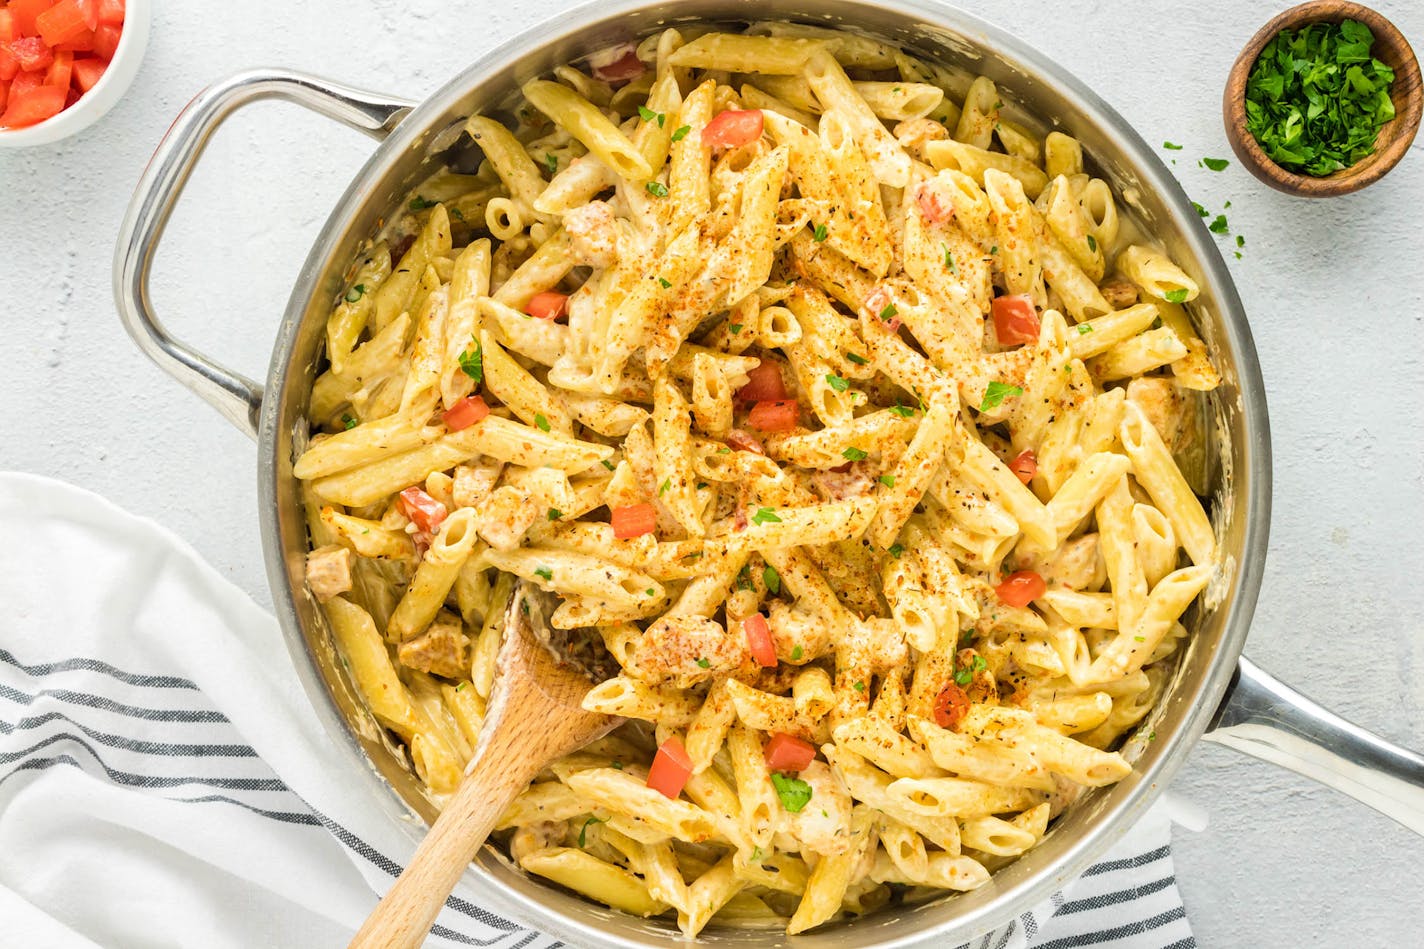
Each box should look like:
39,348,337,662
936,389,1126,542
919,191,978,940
1223,0,1421,197
350,582,618,948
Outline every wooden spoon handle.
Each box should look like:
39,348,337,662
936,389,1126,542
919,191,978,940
349,742,532,949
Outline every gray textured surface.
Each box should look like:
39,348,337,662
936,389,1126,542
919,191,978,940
2,1,1422,946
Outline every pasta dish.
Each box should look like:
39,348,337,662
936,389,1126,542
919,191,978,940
293,21,1221,936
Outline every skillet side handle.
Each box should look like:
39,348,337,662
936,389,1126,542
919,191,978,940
1205,655,1424,835
114,69,415,438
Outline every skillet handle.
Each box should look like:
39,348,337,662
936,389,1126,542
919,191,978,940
113,69,415,438
1205,655,1424,835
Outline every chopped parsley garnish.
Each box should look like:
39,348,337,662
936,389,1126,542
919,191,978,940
825,373,849,393
770,773,813,812
646,181,669,197
846,352,867,365
979,380,1023,412
954,666,973,686
1078,323,1093,335
790,645,803,661
696,657,711,668
1201,157,1230,172
547,508,562,521
342,414,358,430
989,244,999,254
449,207,465,221
888,404,915,418
879,303,897,321
458,339,483,384
601,459,616,471
659,478,671,496
671,124,691,142
646,588,655,596
534,413,551,432
752,507,782,525
1134,635,1146,642
736,564,754,591
1192,201,1209,217
578,815,606,847
1163,141,1183,150
853,680,865,692
812,223,829,242
888,543,904,559
638,105,666,128
544,153,558,175
842,446,868,462
1208,214,1229,234
657,276,672,288
408,196,436,210
1164,288,1189,304
611,761,623,769
763,565,781,595
1086,234,1098,253
728,323,743,336
534,566,553,581
455,681,467,691
1237,234,1246,247
345,284,367,303
878,474,896,488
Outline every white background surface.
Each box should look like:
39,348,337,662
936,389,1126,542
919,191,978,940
2,0,1421,945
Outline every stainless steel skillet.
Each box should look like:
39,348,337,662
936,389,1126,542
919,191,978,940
114,1,1424,944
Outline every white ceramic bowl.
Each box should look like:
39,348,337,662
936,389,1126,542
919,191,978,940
0,0,149,147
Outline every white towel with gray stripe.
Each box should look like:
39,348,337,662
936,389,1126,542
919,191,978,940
0,473,1196,949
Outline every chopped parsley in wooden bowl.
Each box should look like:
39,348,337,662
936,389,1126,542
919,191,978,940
1223,1,1421,197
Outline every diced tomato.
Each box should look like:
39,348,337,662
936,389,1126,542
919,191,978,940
995,570,1046,607
1009,449,1037,485
748,400,798,432
10,68,42,96
57,29,94,52
992,294,1040,347
610,503,657,539
92,23,120,60
70,54,104,91
441,395,489,431
723,429,765,455
0,49,17,83
97,0,124,25
764,732,816,773
702,109,763,149
45,49,71,90
6,36,53,72
397,487,447,533
646,736,692,799
77,0,100,29
915,184,953,225
863,284,902,331
37,1,93,46
743,613,777,668
933,682,970,730
0,82,8,115
524,290,568,321
0,10,16,43
8,0,54,38
590,45,644,84
735,360,787,402
0,82,64,127
63,83,78,107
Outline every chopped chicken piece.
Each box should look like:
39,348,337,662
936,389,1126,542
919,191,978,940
305,545,352,602
893,118,950,162
563,200,619,269
397,611,470,679
1099,277,1139,310
452,461,504,510
772,761,854,856
510,819,567,862
627,615,751,688
475,486,540,550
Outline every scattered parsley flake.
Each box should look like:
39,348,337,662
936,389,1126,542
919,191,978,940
791,645,804,661
534,413,551,432
1086,234,1098,253
696,657,711,668
888,543,904,559
455,682,467,691
1164,288,1189,304
954,666,973,686
1078,323,1093,335
812,223,829,242
458,339,484,384
646,588,655,596
671,124,691,142
1192,201,1210,217
1237,234,1246,247
601,459,616,471
770,773,813,812
878,474,896,488
646,180,668,197
1163,141,1184,150
345,284,366,303
544,153,558,175
879,303,897,321
1202,156,1230,172
889,404,915,418
728,323,743,334
989,244,999,254
763,565,781,594
846,352,868,365
342,414,358,430
659,478,671,496
826,373,849,393
1134,636,1146,642
638,105,666,128
853,680,865,692
979,380,1023,412
752,507,782,525
658,276,671,288
408,196,436,210
1208,213,1229,234
941,242,957,273
535,566,553,581
547,508,562,521
578,815,606,847
842,446,868,462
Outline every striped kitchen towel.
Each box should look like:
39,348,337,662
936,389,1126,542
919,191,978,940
0,473,1195,949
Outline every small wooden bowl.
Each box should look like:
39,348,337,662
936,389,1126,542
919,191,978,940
1224,0,1421,197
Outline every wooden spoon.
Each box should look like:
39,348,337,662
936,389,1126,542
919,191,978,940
349,581,618,948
